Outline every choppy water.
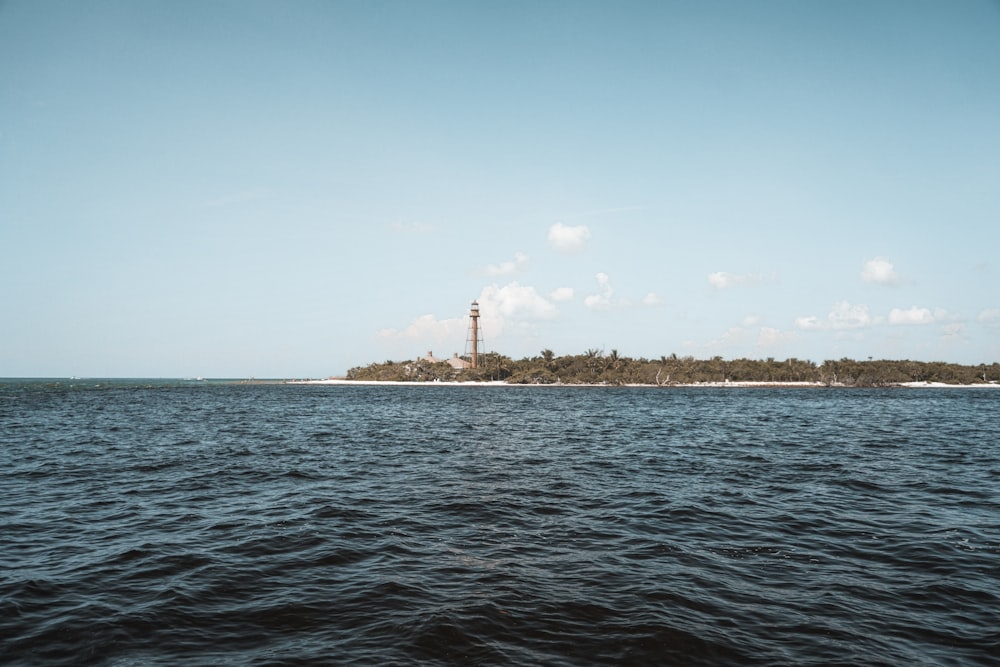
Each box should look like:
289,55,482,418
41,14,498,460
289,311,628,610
1,381,998,666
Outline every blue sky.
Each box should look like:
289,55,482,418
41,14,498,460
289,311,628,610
2,0,999,378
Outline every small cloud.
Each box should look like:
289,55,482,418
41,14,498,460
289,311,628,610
794,315,823,331
584,272,615,309
742,315,761,327
581,273,654,308
888,306,935,325
977,308,1000,325
829,301,874,329
861,257,900,285
547,223,591,254
376,313,464,341
796,301,874,330
550,287,575,302
707,271,770,289
484,252,528,276
707,272,733,289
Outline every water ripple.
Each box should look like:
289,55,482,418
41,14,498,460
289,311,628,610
1,384,998,665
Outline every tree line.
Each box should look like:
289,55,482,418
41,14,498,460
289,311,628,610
346,350,1000,386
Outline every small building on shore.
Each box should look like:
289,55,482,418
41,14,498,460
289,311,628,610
421,351,471,370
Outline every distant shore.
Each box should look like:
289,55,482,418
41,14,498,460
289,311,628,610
292,379,1000,389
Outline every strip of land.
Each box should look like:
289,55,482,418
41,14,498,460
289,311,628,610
341,354,1000,387
292,379,999,388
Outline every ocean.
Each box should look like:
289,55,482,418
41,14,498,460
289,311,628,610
1,380,997,666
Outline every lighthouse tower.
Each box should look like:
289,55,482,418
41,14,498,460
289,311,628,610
465,300,483,369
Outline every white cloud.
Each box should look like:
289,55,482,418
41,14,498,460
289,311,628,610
584,272,615,308
478,282,556,320
829,301,873,329
547,223,591,253
376,313,464,341
580,273,657,308
707,271,770,289
484,251,528,276
550,287,575,302
794,315,823,331
707,272,734,289
861,257,900,285
475,282,559,342
977,308,1000,325
378,282,556,348
796,301,874,331
888,306,935,325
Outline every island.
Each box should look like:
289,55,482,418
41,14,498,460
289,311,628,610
335,351,1000,387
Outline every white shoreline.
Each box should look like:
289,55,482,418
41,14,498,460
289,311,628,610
291,379,1000,389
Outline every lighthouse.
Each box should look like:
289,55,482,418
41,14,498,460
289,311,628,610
465,300,482,369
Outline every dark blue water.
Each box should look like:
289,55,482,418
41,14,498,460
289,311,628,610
2,382,998,666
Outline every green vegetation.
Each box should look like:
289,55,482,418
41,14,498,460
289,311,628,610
346,351,1000,386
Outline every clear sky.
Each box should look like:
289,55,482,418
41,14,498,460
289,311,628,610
2,0,999,378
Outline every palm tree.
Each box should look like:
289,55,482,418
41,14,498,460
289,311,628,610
585,348,602,375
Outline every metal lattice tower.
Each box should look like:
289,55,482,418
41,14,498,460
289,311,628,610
464,300,483,369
